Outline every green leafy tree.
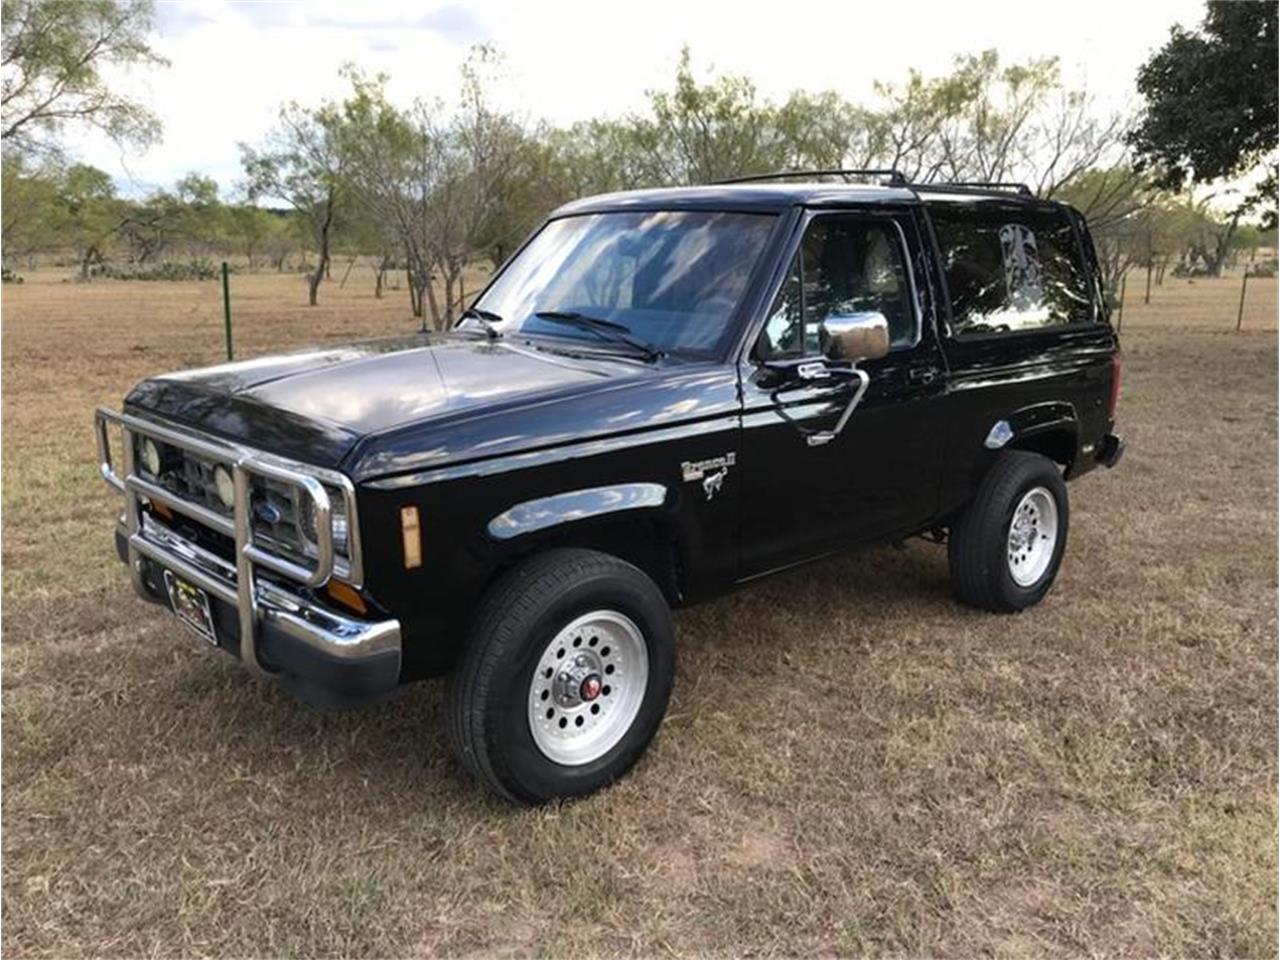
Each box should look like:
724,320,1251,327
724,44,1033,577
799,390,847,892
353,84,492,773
224,202,279,270
241,99,349,305
52,161,117,275
333,67,439,321
1,0,166,153
172,171,223,253
1,149,59,264
1129,1,1278,230
632,46,793,184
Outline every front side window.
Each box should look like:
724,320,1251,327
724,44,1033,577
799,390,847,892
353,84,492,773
928,202,1092,335
473,210,777,358
758,217,916,359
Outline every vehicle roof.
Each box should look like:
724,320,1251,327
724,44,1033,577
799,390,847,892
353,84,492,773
552,182,919,216
552,181,1064,217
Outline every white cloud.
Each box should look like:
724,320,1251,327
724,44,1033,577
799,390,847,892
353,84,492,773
68,0,1206,198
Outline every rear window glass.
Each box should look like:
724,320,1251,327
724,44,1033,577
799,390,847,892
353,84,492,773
928,202,1092,335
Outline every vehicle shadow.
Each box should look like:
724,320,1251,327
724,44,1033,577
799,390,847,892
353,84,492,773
147,538,957,812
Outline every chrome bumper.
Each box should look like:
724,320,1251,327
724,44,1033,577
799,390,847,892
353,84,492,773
96,407,401,679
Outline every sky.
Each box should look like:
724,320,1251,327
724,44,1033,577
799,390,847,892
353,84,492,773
69,0,1209,199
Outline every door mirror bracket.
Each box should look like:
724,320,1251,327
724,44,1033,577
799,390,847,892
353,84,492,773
755,312,888,446
804,311,888,445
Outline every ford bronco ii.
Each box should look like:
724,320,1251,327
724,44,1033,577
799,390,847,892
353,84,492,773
96,171,1123,803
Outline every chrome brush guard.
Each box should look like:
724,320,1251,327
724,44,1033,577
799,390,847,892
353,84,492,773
95,407,398,676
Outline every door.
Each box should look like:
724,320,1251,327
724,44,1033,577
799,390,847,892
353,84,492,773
739,209,949,577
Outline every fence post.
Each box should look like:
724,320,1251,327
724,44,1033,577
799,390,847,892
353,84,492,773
1116,273,1126,333
1236,270,1249,332
221,261,233,361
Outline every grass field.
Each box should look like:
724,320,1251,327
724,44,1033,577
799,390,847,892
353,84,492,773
2,267,1277,956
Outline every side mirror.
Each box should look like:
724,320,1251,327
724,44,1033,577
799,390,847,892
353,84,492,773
820,312,890,363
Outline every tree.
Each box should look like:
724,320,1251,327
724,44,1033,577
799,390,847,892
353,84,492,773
224,202,277,270
52,161,117,276
631,46,793,184
336,69,443,323
337,53,553,327
1,0,165,153
1,149,59,264
241,99,349,305
544,48,1126,203
1057,167,1167,295
1129,1,1278,228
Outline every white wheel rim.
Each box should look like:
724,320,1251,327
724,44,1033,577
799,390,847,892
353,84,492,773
1007,486,1059,587
527,610,649,766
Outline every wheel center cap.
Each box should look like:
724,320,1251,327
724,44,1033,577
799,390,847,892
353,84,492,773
580,674,602,701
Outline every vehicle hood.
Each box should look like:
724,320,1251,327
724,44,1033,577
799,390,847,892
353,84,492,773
124,334,733,475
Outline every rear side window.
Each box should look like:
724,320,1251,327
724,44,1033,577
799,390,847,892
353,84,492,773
928,202,1092,336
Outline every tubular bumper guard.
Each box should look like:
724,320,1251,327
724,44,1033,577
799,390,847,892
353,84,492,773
95,407,400,696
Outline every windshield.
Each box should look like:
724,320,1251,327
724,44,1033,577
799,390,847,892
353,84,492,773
470,210,777,358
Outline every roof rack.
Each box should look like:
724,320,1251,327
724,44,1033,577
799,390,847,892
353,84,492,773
911,181,1033,197
714,168,908,187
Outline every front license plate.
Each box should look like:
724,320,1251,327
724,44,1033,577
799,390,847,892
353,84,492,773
163,570,217,646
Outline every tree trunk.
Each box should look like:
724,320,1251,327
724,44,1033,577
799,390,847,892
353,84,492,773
308,192,336,306
443,271,456,327
307,264,324,306
423,272,443,330
79,244,101,279
1208,211,1242,278
407,266,421,317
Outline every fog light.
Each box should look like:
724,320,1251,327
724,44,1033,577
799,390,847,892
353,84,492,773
140,438,161,475
213,465,235,509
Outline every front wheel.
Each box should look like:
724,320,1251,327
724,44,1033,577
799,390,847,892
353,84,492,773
446,549,675,804
948,451,1070,612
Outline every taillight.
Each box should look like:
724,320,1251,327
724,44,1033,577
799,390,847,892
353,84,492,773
1108,352,1122,419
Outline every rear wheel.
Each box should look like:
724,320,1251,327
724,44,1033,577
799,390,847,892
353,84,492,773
948,451,1069,612
446,549,675,804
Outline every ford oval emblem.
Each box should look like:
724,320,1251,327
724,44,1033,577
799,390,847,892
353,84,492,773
254,501,283,525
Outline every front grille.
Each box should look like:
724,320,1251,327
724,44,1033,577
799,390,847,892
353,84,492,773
138,437,232,517
133,436,347,568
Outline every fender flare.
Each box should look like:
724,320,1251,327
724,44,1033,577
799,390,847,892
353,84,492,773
983,401,1079,451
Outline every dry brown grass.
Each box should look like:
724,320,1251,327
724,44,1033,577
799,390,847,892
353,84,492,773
2,267,1277,957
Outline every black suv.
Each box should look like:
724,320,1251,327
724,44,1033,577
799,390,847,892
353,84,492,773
96,172,1123,803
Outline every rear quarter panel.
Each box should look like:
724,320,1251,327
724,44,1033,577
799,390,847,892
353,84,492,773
936,324,1118,516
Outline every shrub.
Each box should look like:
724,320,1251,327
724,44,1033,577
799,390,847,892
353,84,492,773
86,258,222,282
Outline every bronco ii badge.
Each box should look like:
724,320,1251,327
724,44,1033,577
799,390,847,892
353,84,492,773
681,453,736,501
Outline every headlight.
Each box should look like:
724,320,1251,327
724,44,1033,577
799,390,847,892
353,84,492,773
140,438,161,475
213,465,235,509
300,486,349,556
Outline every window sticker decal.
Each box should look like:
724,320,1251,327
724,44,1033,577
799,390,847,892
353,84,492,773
998,224,1044,310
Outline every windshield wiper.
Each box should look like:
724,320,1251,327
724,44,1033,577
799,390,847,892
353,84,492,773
459,306,503,340
533,310,664,362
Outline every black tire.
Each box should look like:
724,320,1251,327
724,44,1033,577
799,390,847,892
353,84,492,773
446,548,675,804
948,451,1070,612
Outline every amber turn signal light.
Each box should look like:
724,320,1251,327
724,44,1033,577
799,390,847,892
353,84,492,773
325,579,368,615
401,505,422,569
